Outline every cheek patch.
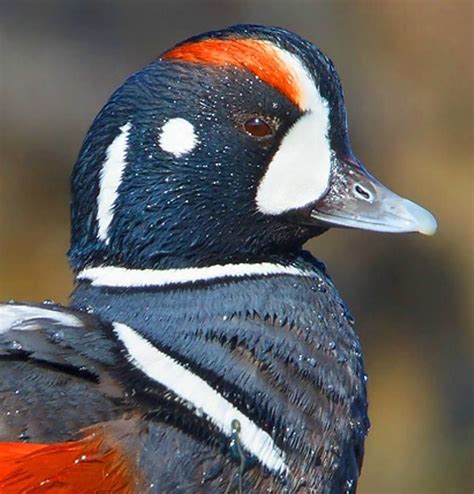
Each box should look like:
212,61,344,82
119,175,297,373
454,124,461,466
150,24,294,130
159,118,198,157
256,110,331,215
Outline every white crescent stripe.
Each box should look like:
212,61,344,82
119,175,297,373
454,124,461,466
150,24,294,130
113,322,288,474
256,46,332,215
97,122,132,244
78,262,310,288
269,44,325,113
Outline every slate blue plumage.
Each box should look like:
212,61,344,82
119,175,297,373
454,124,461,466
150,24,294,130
0,24,436,493
71,254,368,491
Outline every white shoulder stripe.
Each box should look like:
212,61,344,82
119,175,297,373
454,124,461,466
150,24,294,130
0,305,83,333
78,262,310,288
97,122,132,244
113,322,288,474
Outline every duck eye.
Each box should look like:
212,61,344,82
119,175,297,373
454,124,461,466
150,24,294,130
243,117,273,138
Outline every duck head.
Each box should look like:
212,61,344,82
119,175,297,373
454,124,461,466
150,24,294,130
69,24,436,271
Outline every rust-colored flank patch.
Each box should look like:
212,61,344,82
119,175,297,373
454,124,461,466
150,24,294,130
163,38,301,108
0,429,135,494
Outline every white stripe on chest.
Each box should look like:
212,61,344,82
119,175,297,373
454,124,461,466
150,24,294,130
113,322,288,474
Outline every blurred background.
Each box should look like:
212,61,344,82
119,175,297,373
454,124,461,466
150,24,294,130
0,1,472,492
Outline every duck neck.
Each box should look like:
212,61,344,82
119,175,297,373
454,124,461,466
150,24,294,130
69,251,367,485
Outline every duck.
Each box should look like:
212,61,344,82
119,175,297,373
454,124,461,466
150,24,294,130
0,24,436,493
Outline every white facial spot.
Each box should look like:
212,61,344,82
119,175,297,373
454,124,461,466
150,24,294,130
256,110,331,215
159,118,198,157
97,122,132,244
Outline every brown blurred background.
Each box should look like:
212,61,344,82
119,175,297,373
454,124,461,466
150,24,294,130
0,1,472,492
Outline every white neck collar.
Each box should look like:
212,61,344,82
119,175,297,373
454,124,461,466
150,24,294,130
77,261,310,288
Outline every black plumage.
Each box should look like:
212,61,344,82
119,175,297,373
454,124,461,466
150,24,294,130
0,23,436,493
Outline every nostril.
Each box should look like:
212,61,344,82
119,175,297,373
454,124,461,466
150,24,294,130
353,184,373,202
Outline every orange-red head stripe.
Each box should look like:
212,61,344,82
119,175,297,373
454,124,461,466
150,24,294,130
163,39,301,108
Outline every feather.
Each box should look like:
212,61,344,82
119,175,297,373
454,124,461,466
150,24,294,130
0,428,135,493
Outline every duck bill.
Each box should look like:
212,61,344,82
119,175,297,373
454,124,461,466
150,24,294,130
310,157,437,235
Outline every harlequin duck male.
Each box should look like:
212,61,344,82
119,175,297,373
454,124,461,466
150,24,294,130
0,25,436,493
